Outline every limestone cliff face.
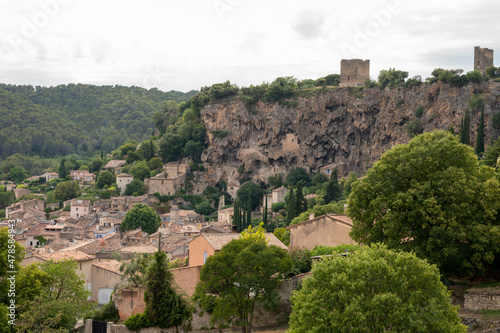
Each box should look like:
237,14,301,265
200,81,500,183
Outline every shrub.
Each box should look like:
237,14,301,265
466,70,483,83
406,119,423,137
124,313,151,330
288,247,312,276
414,106,424,118
493,113,500,128
271,202,285,212
310,244,362,256
92,298,120,323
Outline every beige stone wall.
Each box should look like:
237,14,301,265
474,46,494,75
117,176,133,195
282,133,300,152
113,286,146,321
148,178,176,195
272,187,288,204
340,59,370,87
170,265,202,297
188,236,215,266
289,215,356,250
91,264,124,304
464,288,500,310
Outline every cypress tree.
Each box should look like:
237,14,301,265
325,169,342,203
295,181,307,215
460,110,471,145
144,251,191,328
476,106,485,155
246,198,252,229
58,158,67,179
149,140,155,160
263,194,268,226
286,187,296,225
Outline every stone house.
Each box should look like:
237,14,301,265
188,233,287,266
13,188,31,199
340,59,370,87
91,259,124,304
286,214,357,250
160,206,202,226
116,173,134,195
217,206,234,224
6,199,45,219
148,177,180,196
70,199,91,219
70,170,96,184
103,160,126,173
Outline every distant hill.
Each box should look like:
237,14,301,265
0,83,196,160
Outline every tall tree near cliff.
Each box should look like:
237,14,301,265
459,110,471,146
286,186,296,225
58,158,67,179
294,181,307,216
476,107,485,155
263,195,268,226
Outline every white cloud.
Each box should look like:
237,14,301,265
1,0,499,91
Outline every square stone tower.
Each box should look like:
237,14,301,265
340,59,370,87
474,46,494,75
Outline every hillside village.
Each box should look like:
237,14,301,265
2,47,500,332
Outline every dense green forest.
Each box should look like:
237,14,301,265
0,83,196,161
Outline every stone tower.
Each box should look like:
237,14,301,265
474,46,494,75
340,59,370,87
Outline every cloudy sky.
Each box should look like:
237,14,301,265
0,0,499,92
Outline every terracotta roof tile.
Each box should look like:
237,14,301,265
198,233,287,251
35,250,94,262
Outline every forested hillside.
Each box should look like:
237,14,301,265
0,84,196,160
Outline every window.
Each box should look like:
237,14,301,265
203,251,208,264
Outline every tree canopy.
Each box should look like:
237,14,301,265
348,130,500,275
54,181,80,202
121,203,160,234
193,237,292,333
288,244,466,333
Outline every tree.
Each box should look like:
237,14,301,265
482,135,500,168
459,110,471,145
288,244,466,333
117,253,152,287
149,157,163,170
341,171,358,199
17,260,91,332
476,106,485,156
294,181,307,216
348,131,500,275
236,182,263,211
54,181,80,202
324,169,342,203
0,227,24,309
130,161,150,181
124,179,145,196
143,251,191,328
378,68,409,89
9,166,28,183
96,170,116,188
58,159,66,179
158,133,184,162
286,167,311,186
121,203,160,234
0,192,15,210
286,186,296,225
193,238,292,333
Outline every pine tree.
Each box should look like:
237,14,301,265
144,251,191,328
476,106,485,155
286,187,296,225
58,158,67,179
233,200,241,232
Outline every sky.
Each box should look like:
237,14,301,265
1,0,499,92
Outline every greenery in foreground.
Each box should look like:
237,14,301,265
348,131,500,276
288,244,467,333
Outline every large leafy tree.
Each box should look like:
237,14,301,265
288,244,466,333
16,260,91,332
54,181,80,202
121,203,160,234
236,182,263,211
348,131,500,275
193,238,292,333
96,170,116,188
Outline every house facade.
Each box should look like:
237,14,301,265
286,214,357,250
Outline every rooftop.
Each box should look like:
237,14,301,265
196,233,287,251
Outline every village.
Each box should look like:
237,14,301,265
0,155,357,322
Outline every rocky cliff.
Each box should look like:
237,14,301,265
200,81,500,184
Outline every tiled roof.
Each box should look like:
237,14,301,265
116,173,133,177
35,250,94,262
286,214,353,230
121,245,158,253
92,260,123,275
199,233,287,251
